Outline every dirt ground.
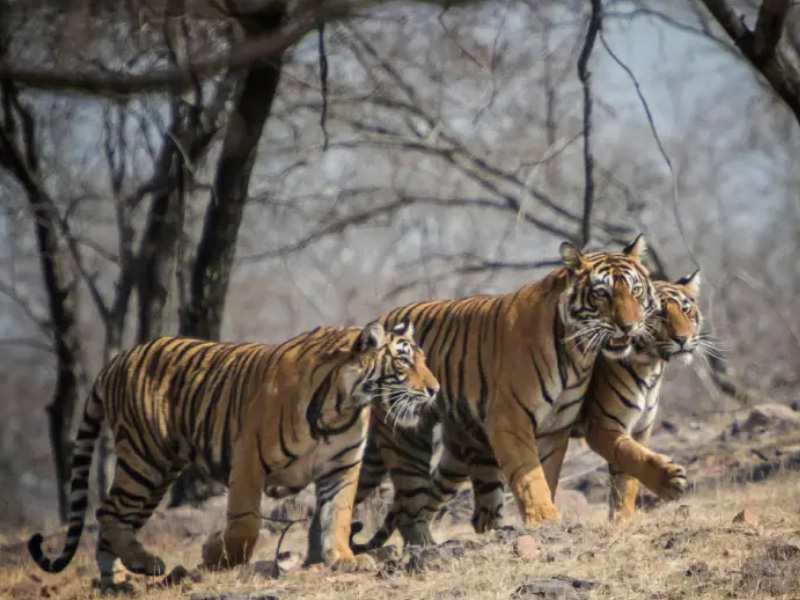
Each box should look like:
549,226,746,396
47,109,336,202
3,405,800,600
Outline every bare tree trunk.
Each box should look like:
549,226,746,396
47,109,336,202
170,2,286,507
0,78,83,523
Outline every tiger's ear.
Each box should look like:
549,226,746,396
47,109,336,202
392,321,414,339
353,320,385,354
559,241,587,273
622,234,647,262
676,269,701,299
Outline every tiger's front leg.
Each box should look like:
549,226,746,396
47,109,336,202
487,394,560,526
306,461,376,572
202,439,265,569
586,422,686,520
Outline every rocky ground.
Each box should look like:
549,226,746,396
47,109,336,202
2,403,800,600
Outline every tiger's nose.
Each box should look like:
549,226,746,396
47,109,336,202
674,335,689,348
618,323,634,334
427,384,440,398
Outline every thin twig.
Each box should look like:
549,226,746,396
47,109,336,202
318,22,330,151
599,31,698,269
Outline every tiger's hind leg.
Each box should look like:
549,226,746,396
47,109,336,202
95,461,179,586
424,441,469,525
388,423,437,548
466,452,505,534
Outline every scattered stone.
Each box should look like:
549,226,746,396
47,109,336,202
512,576,597,599
551,576,596,591
492,525,527,544
733,509,758,526
663,534,689,550
512,580,580,600
660,420,678,434
513,535,540,558
739,555,800,597
767,540,800,561
685,561,709,577
406,539,465,573
736,403,800,436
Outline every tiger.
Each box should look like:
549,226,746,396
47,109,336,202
28,321,439,586
580,270,703,520
347,235,659,552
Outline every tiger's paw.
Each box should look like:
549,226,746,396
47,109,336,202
201,531,225,569
650,455,687,501
472,508,503,534
520,500,560,526
328,553,377,573
120,549,166,578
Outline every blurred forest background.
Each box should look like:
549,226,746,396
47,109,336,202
0,0,798,533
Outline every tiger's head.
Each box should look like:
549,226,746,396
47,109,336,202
639,270,703,365
559,234,659,360
343,320,439,428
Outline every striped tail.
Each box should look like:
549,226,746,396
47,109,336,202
28,387,104,573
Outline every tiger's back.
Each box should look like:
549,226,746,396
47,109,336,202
98,337,275,484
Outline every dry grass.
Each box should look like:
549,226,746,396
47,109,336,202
3,471,800,600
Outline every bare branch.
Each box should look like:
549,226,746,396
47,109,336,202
699,0,800,124
753,0,791,61
577,0,601,248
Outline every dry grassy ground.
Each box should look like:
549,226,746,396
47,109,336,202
2,470,800,600
3,408,800,600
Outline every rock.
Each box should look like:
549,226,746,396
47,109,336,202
737,403,800,436
552,576,596,591
512,576,596,599
733,509,758,526
512,581,579,600
663,533,690,550
513,535,540,558
554,489,589,514
492,525,527,544
767,540,800,560
684,561,709,577
405,540,466,573
739,555,800,597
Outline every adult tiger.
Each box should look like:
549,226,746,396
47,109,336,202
413,271,705,533
581,271,703,520
28,321,438,586
349,235,659,551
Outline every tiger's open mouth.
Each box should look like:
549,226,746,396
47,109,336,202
603,335,632,358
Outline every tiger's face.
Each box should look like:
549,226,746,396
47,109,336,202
345,320,439,428
560,234,659,360
641,271,703,365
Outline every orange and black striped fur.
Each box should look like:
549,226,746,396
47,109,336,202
28,322,438,584
398,271,706,538
349,236,659,551
581,271,703,519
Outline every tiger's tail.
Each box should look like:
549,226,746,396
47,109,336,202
28,385,105,573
